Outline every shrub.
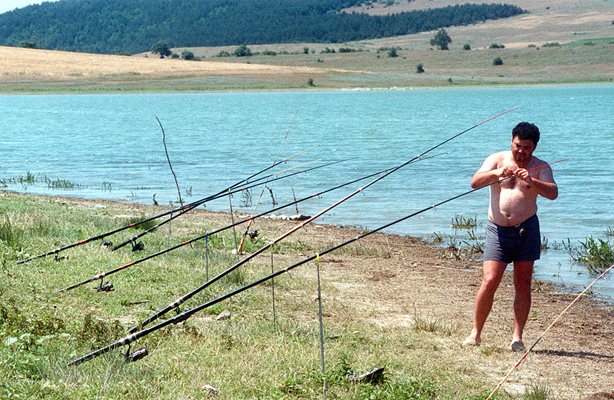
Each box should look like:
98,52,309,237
489,43,505,49
493,56,503,65
416,63,424,73
430,28,452,50
388,47,398,57
543,42,561,47
181,50,195,60
463,44,471,50
151,41,172,58
18,40,37,48
233,45,252,57
216,50,231,57
307,78,315,87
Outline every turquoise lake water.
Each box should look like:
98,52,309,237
1,86,613,299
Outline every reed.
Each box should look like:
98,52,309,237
570,235,614,275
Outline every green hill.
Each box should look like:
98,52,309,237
0,0,524,54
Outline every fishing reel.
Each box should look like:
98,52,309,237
131,241,145,252
124,344,149,363
95,280,114,292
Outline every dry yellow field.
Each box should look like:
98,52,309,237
0,46,329,80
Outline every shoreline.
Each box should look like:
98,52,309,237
5,190,612,305
1,80,613,96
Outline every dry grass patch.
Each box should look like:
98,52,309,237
0,46,328,82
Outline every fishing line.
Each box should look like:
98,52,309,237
486,263,614,400
109,158,324,252
67,108,518,365
58,160,349,292
237,110,298,255
16,147,316,264
129,107,517,332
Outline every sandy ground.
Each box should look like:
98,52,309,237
28,193,613,399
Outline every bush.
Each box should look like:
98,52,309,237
233,45,252,57
416,63,425,73
388,48,398,57
18,40,37,48
151,41,172,58
430,28,452,50
493,56,503,65
489,43,505,49
216,50,231,57
307,78,315,87
463,44,471,50
181,50,195,60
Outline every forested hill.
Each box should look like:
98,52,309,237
0,0,525,55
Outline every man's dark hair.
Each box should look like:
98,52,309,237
512,122,540,145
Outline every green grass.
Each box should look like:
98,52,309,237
570,235,614,275
0,193,528,398
565,37,614,47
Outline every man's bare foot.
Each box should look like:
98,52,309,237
462,335,481,347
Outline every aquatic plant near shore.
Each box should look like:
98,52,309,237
569,231,614,275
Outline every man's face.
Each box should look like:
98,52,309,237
511,136,536,164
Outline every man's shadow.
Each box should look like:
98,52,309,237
534,349,613,361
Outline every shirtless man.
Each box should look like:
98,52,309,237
464,122,558,351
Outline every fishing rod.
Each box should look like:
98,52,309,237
112,112,301,253
59,159,415,294
109,158,326,252
15,148,315,265
58,159,352,292
124,108,517,331
69,150,567,367
486,262,614,400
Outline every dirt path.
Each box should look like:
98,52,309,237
190,207,614,399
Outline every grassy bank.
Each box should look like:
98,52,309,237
1,192,504,399
1,38,612,94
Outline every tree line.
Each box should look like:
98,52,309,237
0,0,524,54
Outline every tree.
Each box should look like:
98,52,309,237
463,44,471,50
233,45,252,57
181,50,195,60
493,56,503,65
430,28,452,50
416,63,425,73
151,42,172,58
388,47,398,58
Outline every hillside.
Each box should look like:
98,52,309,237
0,0,523,54
0,0,612,93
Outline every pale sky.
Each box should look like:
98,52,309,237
0,0,58,14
